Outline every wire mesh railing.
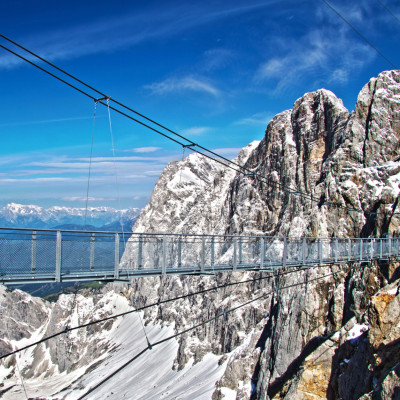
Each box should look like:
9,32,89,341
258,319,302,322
0,227,399,284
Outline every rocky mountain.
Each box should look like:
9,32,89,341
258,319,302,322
0,203,141,231
127,69,400,399
0,70,399,400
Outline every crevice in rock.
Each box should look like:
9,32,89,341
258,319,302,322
250,300,279,400
362,80,377,168
266,335,328,399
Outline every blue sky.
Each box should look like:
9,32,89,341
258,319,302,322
0,0,399,210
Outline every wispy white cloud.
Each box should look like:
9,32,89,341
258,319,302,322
0,177,72,183
255,26,374,93
181,126,212,136
62,196,116,202
145,76,221,97
0,1,276,69
0,115,93,127
234,112,273,126
130,147,161,153
202,48,236,72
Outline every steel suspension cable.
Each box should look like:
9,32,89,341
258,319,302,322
0,39,317,205
2,36,391,215
84,100,98,228
0,270,297,361
321,0,398,69
376,0,400,26
77,265,354,399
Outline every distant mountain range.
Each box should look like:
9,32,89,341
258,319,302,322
0,203,141,231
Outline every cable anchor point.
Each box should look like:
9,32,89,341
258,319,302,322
94,96,110,104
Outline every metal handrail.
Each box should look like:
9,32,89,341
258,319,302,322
0,227,398,285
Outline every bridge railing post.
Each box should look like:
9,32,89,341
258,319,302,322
201,236,205,273
90,233,95,272
380,238,383,259
318,238,323,265
370,239,374,260
114,233,120,280
31,231,36,274
233,237,237,270
347,238,351,262
238,237,243,265
360,239,363,262
260,237,265,269
178,235,182,268
211,236,215,267
138,234,143,270
283,237,287,267
302,237,306,266
56,231,62,282
335,238,338,263
389,237,392,257
162,235,167,276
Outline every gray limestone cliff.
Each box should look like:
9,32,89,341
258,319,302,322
127,70,400,399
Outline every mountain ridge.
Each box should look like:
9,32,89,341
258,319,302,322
0,202,141,230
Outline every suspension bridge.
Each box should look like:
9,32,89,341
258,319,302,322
0,226,398,285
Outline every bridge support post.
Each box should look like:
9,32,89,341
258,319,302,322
138,234,143,270
162,235,167,276
56,231,61,282
201,236,205,273
260,238,265,269
177,236,182,268
31,231,36,274
114,233,120,280
380,238,383,259
302,237,306,266
335,238,338,263
389,237,392,258
283,237,287,267
233,237,237,270
238,237,243,265
348,238,351,262
360,239,363,262
211,237,215,267
318,239,323,265
90,233,95,272
370,239,374,260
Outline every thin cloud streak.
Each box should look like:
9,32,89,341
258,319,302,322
0,1,277,69
145,76,221,97
182,126,212,136
62,196,116,202
130,147,162,153
234,112,273,126
0,115,93,127
255,26,374,93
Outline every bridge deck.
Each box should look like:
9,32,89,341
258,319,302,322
0,227,398,285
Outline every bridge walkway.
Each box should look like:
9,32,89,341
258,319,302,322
0,227,398,285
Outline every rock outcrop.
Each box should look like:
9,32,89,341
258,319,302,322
127,69,400,399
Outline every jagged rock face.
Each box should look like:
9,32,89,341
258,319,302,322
125,70,400,400
132,141,259,235
0,286,50,370
227,70,400,239
133,70,400,240
0,286,139,398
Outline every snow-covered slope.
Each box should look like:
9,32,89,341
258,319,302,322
0,286,228,399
